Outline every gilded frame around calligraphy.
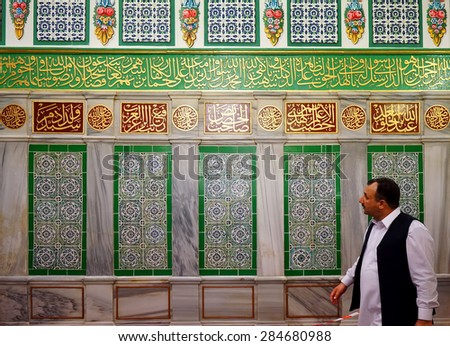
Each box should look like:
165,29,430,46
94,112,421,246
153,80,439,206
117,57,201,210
257,105,283,131
204,102,252,135
341,105,366,131
369,102,421,135
172,104,198,131
284,102,338,134
0,104,27,130
32,101,85,134
120,102,169,134
87,104,114,131
424,105,450,131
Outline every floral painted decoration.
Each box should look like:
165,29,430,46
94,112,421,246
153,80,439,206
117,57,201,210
263,0,284,46
427,0,447,47
94,0,116,45
180,0,200,48
344,0,365,45
10,0,31,40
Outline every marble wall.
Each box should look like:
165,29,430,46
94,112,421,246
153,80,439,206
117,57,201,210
0,90,449,325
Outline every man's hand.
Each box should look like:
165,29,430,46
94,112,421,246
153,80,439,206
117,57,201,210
415,319,432,326
330,282,348,305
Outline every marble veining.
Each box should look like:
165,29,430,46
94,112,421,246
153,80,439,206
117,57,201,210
87,143,114,275
286,285,338,318
115,286,170,319
0,90,450,325
0,142,28,276
0,286,28,322
172,144,199,276
202,286,254,319
85,282,114,322
30,287,84,319
256,143,284,276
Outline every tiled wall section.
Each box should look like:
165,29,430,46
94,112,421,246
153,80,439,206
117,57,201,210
35,0,88,43
206,0,258,45
370,0,421,46
23,144,431,278
120,0,174,45
114,146,172,276
1,91,449,325
199,146,257,275
284,145,341,276
3,0,448,48
28,144,87,275
289,0,340,45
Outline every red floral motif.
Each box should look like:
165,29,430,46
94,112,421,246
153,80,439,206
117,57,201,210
263,1,284,46
94,3,116,46
344,0,365,44
10,0,31,40
427,0,447,46
180,2,200,48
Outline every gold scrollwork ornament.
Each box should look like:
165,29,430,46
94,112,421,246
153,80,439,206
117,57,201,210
14,18,25,40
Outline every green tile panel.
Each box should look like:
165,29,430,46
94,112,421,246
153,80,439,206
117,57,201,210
28,144,87,275
199,146,257,276
113,145,172,276
284,145,341,276
368,144,424,222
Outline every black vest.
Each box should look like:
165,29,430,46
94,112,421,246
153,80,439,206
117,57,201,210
350,212,418,326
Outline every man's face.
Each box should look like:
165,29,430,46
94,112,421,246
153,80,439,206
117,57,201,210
358,182,382,220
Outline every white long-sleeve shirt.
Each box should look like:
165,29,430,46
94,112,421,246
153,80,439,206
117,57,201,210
341,208,439,326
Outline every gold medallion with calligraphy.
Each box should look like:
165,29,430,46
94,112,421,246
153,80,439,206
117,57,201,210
87,105,113,131
204,103,251,134
370,102,420,134
0,104,27,130
285,102,338,134
341,105,366,131
172,105,198,131
425,105,450,131
258,105,283,131
33,101,84,134
121,103,168,134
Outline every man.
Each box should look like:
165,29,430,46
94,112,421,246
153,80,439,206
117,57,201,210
330,177,439,326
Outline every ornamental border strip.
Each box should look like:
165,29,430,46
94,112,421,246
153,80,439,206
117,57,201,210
2,51,450,91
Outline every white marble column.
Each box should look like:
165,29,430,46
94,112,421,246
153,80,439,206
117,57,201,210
423,142,450,273
86,142,114,275
256,142,284,276
339,141,369,272
169,143,200,323
256,142,285,323
171,142,199,276
338,141,369,318
0,142,28,276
